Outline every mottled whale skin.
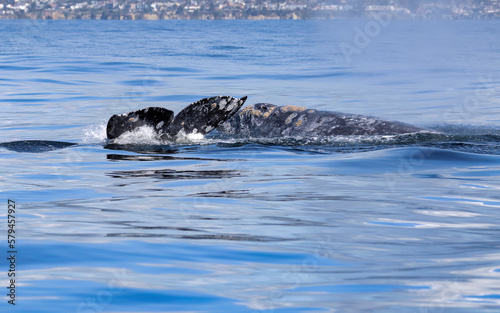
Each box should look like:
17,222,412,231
165,95,246,139
217,103,425,138
106,96,247,140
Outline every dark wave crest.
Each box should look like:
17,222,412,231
2,125,499,156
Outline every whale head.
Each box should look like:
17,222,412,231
106,96,247,141
106,107,174,140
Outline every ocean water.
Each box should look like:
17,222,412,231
1,19,500,313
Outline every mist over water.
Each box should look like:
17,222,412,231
1,19,500,313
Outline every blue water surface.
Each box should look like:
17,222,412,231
1,19,500,313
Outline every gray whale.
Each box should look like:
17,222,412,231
217,103,425,138
106,97,426,141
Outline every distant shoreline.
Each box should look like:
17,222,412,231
1,15,499,21
1,7,499,21
2,0,500,21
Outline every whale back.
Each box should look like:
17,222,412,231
219,103,425,138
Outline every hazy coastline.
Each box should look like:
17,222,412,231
1,0,499,20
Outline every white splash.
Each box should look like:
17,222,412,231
186,133,204,141
112,126,163,145
174,130,206,144
82,123,107,144
82,122,210,146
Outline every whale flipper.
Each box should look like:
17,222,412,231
106,96,247,141
164,95,247,139
106,107,174,140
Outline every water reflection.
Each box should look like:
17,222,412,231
104,143,180,154
19,243,500,312
107,154,193,162
106,153,234,162
106,233,281,242
107,168,241,180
